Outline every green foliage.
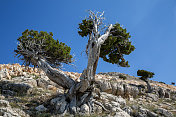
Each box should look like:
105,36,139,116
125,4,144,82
119,74,127,80
14,29,72,67
137,70,155,79
78,19,93,37
171,82,175,85
100,23,135,67
78,20,135,67
159,81,166,84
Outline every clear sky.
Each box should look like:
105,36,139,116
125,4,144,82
0,0,176,84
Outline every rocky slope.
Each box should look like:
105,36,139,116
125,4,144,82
0,63,176,117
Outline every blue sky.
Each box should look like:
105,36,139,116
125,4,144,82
0,0,176,84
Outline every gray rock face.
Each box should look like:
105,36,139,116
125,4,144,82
116,83,124,96
2,83,31,94
0,100,9,107
0,107,30,117
35,105,47,112
171,91,176,100
158,88,165,98
156,108,173,117
99,80,112,93
0,99,30,117
130,86,139,98
36,78,50,88
94,105,102,114
165,89,171,98
147,111,158,117
147,93,159,101
80,104,89,114
50,95,68,114
11,77,38,87
101,92,126,106
123,84,131,98
138,106,149,117
123,106,132,115
114,108,131,117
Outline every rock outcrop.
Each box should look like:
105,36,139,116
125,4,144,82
0,64,175,117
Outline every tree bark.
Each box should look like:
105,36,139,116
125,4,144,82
141,77,152,93
20,11,114,115
37,58,75,89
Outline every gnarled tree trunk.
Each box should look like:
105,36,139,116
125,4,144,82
141,77,153,93
20,11,113,115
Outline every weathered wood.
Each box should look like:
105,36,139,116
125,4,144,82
37,58,75,89
144,79,153,93
18,10,114,114
77,11,113,94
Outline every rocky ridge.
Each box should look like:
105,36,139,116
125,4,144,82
0,63,176,117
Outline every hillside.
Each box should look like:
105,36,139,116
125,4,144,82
0,63,176,117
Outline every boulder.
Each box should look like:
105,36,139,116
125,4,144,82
99,80,112,93
147,93,159,102
158,88,165,98
116,83,124,96
165,89,171,98
114,108,131,117
80,104,89,114
156,108,173,117
130,86,139,98
36,78,50,89
123,106,132,115
94,105,102,114
50,95,68,114
111,82,118,95
35,105,47,112
2,83,31,94
0,107,29,117
123,84,131,98
147,111,158,117
138,106,148,117
0,100,10,107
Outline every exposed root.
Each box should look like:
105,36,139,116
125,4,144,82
93,100,110,112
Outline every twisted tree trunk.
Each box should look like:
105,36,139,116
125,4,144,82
35,24,113,115
18,11,113,115
141,77,153,93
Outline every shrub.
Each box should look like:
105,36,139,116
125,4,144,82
14,29,73,68
137,70,154,78
171,82,175,85
119,74,127,80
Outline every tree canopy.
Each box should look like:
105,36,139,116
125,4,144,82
78,20,135,67
14,29,72,67
137,70,155,79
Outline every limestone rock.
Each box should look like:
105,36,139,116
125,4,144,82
147,93,159,101
123,106,132,115
147,111,158,117
116,83,124,96
158,88,165,98
36,78,50,89
114,108,131,117
2,83,31,94
50,95,68,114
99,80,112,93
130,86,139,98
138,106,148,117
0,107,29,117
156,108,173,117
94,105,102,114
123,84,131,98
165,89,171,98
0,100,10,107
80,104,89,114
35,105,47,112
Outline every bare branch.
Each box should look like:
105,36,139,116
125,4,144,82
98,24,113,45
